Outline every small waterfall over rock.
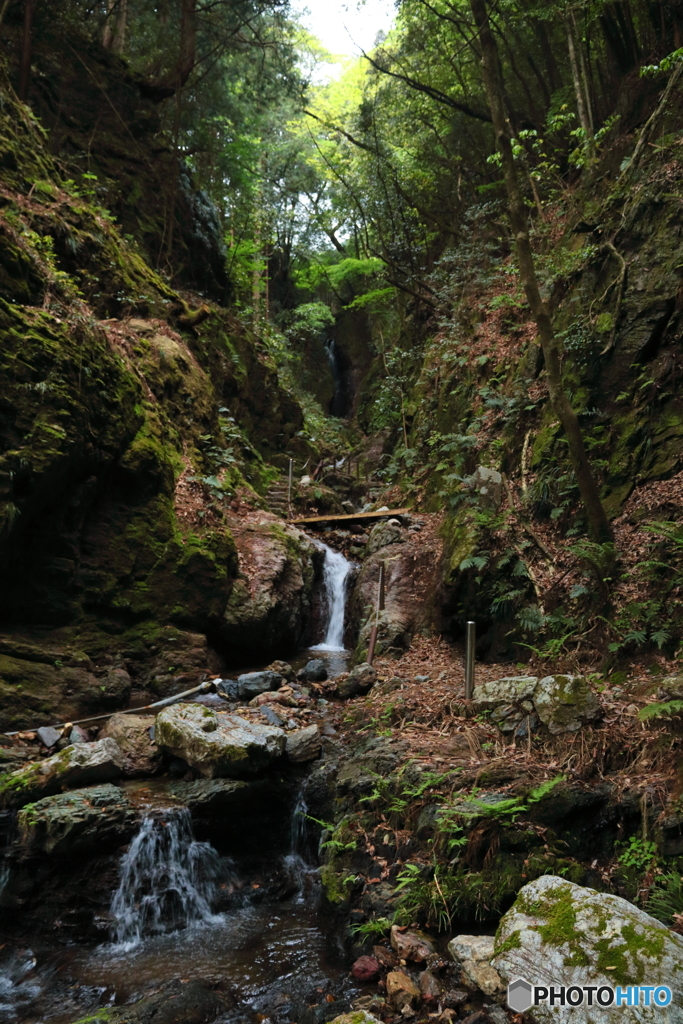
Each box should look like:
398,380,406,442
110,808,224,948
310,542,351,652
284,789,318,899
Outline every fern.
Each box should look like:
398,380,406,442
638,700,683,722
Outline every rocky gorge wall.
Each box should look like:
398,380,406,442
0,72,320,731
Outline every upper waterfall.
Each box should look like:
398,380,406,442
310,542,351,652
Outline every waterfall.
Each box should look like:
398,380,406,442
284,790,317,899
110,808,223,948
310,542,351,652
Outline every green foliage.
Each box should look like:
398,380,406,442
351,916,394,938
638,701,683,722
646,872,683,925
617,837,659,873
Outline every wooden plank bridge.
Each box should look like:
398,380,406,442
289,507,410,525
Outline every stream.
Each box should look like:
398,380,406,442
0,542,359,1024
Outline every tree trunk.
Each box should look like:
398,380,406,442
566,12,596,162
18,0,34,102
469,0,613,544
112,0,127,56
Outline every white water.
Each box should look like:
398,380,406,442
310,542,351,652
109,809,225,948
284,791,318,901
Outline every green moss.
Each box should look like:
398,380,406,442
593,922,666,986
518,883,590,967
494,930,522,956
320,864,352,905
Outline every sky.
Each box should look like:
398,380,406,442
297,0,396,61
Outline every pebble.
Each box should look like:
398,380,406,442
414,675,430,683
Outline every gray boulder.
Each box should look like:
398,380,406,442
235,670,281,698
286,724,322,763
338,663,377,699
298,659,328,682
493,875,683,1023
16,783,137,856
367,521,404,555
473,675,600,735
101,713,161,777
0,738,124,809
155,703,285,777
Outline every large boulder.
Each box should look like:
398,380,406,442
337,663,377,699
493,875,683,1023
286,725,322,763
235,670,281,698
0,738,124,809
473,675,600,735
219,522,321,660
100,714,161,776
16,783,137,856
366,521,404,556
155,703,285,777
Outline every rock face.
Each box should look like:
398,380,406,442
220,523,321,660
367,521,404,556
286,725,322,763
349,528,442,661
473,675,600,735
101,714,162,777
155,703,285,777
16,783,137,856
493,875,683,1023
448,935,504,998
0,738,125,809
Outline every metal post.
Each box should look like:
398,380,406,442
378,562,385,611
287,458,293,516
465,620,475,699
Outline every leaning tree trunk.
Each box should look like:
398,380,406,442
469,0,613,544
565,11,596,163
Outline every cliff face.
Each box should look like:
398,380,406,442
0,74,310,730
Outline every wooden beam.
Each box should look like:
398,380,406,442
290,508,410,525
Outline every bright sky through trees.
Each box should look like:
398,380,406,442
297,0,395,67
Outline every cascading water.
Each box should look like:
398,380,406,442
310,542,351,652
284,790,318,900
109,808,224,948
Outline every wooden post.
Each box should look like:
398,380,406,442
287,458,293,517
367,563,385,666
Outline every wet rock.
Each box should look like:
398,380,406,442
235,670,281,698
493,875,683,1023
299,659,328,682
391,924,434,963
473,675,600,735
329,1013,382,1024
78,978,231,1024
460,1012,494,1024
101,714,161,777
352,955,381,981
373,945,399,968
0,738,124,809
386,970,421,1012
286,725,322,763
267,660,297,682
215,678,239,699
367,521,404,556
36,726,61,749
420,970,442,1002
155,703,285,777
337,663,377,699
16,783,137,856
442,989,469,1009
68,726,90,744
